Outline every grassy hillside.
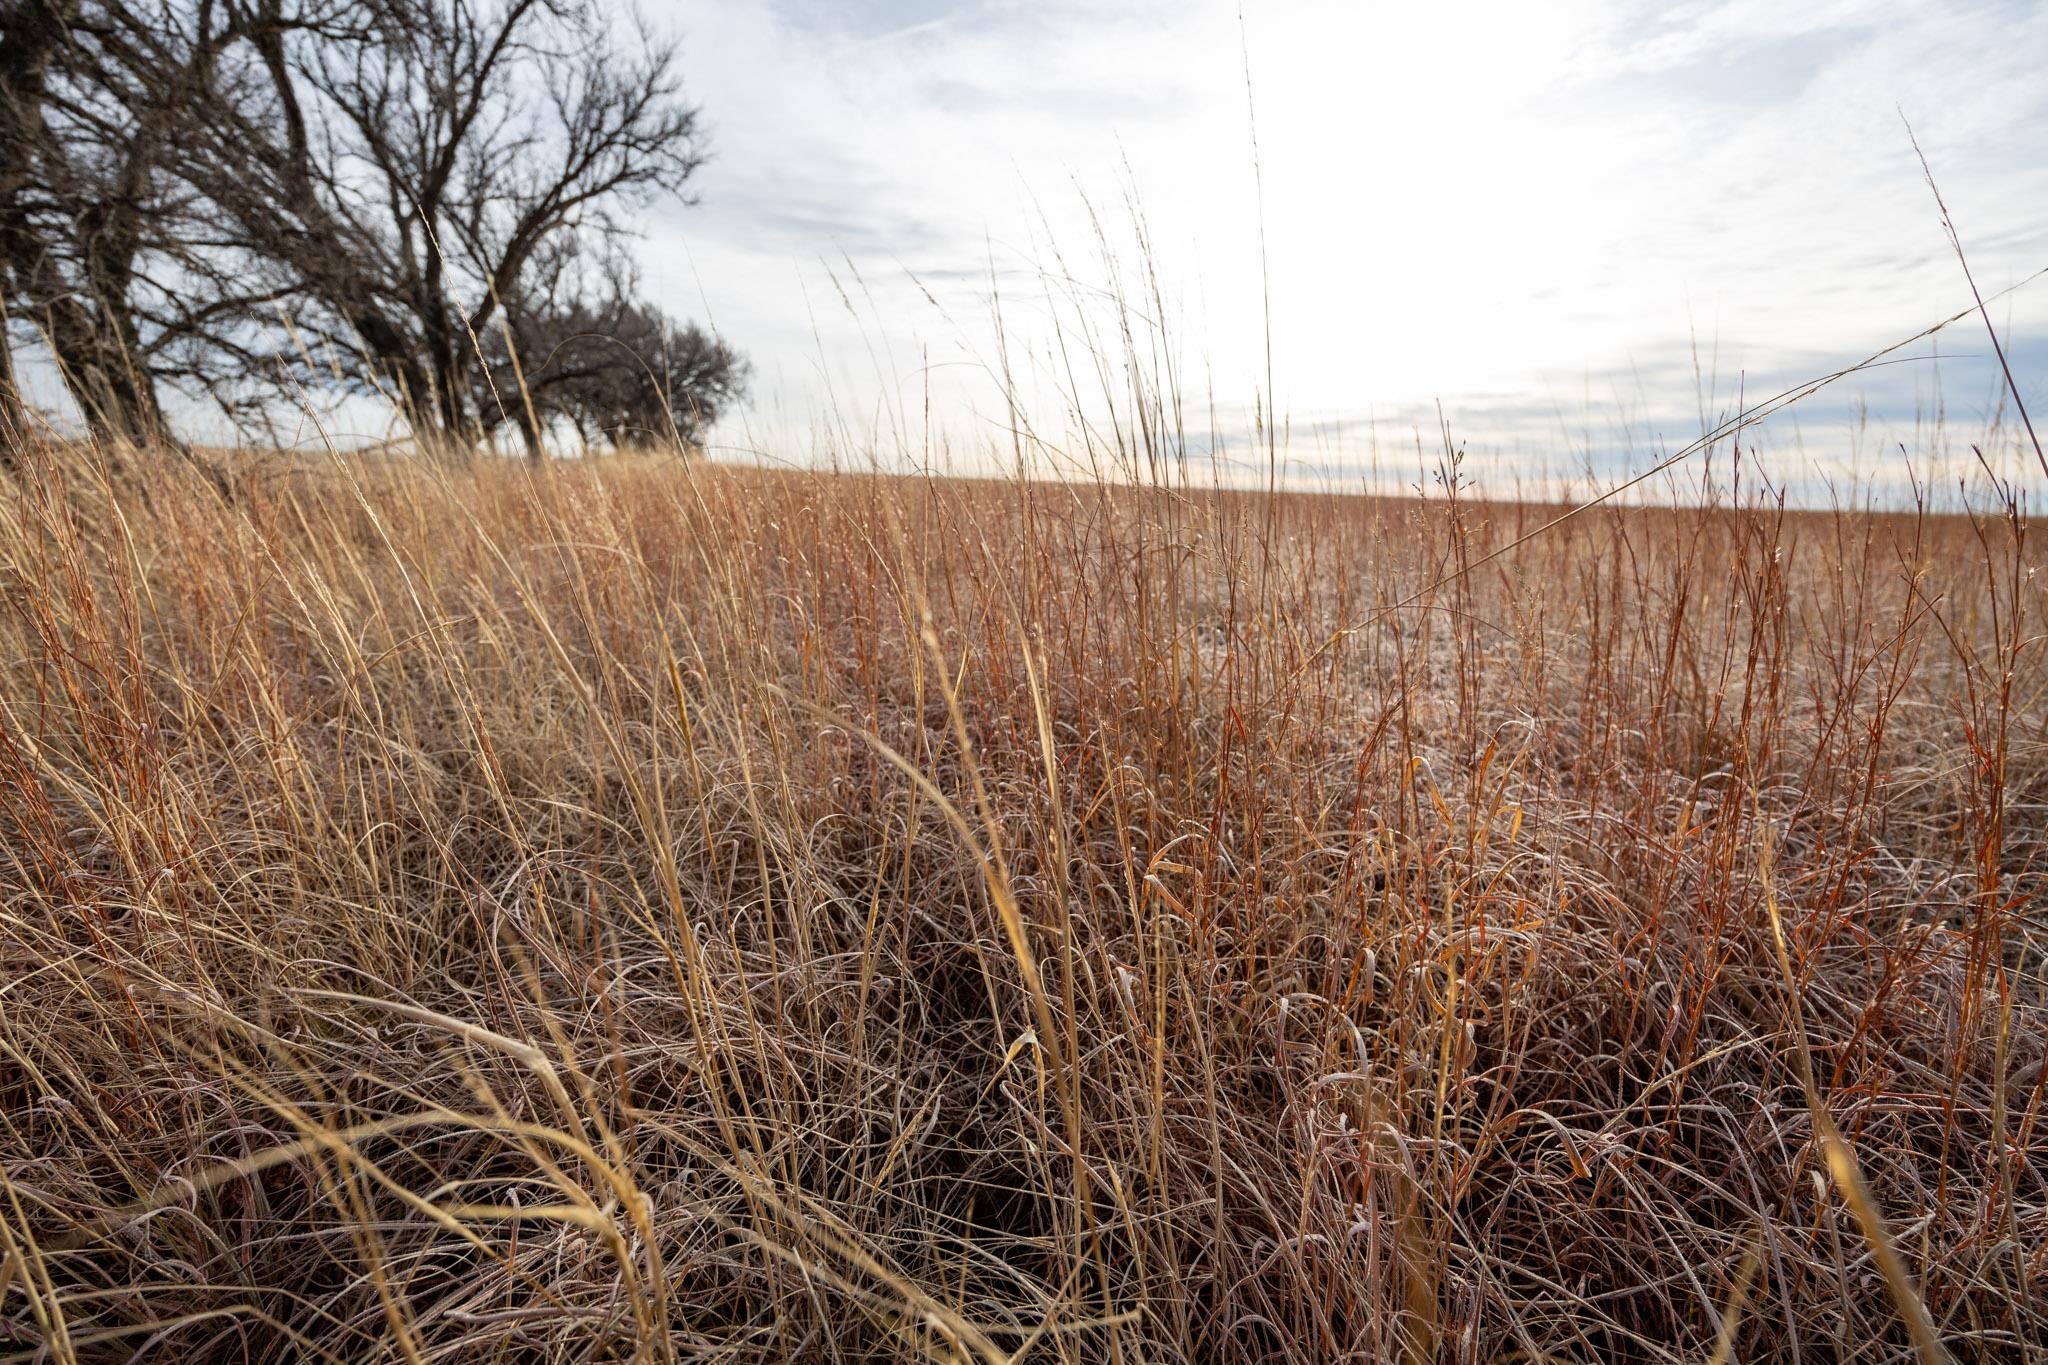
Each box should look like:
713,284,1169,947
0,443,2042,1361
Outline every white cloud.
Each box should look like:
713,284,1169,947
651,0,2047,493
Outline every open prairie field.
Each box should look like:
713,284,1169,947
0,445,2043,1361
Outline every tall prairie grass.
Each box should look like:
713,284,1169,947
0,426,2041,1360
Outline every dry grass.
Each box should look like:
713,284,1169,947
0,436,2042,1362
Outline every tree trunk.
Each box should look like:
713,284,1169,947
73,111,168,446
2,0,168,450
350,305,453,455
423,316,470,448
0,0,79,450
514,401,544,460
0,329,27,441
43,290,162,446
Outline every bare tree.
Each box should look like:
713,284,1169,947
0,0,723,458
481,258,746,455
207,0,708,454
0,0,76,436
0,0,339,446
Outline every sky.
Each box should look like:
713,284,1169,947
646,0,2048,501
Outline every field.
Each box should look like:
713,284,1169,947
0,440,2042,1361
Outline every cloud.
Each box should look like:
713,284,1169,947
648,0,2047,498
